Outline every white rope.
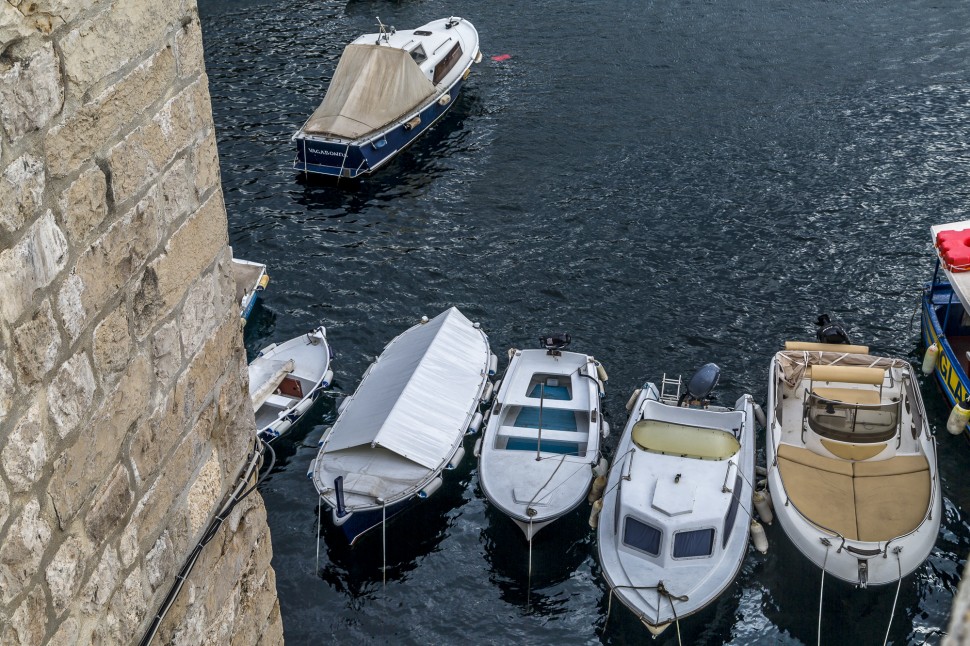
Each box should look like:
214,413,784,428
526,518,533,609
382,499,387,588
315,496,322,573
883,549,904,646
818,542,830,646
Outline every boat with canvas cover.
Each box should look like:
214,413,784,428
766,318,940,588
230,249,269,327
249,327,334,441
292,17,481,179
921,220,970,434
309,307,497,544
477,333,608,541
597,364,756,636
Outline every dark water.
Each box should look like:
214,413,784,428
196,0,970,643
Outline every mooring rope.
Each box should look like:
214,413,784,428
883,548,904,646
526,518,533,609
603,582,688,636
315,495,322,574
382,499,387,588
818,539,831,646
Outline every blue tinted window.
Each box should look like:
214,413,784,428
623,517,661,556
673,528,715,558
722,475,743,548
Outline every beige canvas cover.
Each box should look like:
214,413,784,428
303,44,436,140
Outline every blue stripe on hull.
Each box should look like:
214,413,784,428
921,280,970,434
332,497,418,545
294,76,467,178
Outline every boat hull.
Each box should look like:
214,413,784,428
921,278,970,434
293,73,468,179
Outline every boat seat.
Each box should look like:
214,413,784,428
512,406,579,432
785,341,870,354
811,387,881,406
498,426,588,444
262,393,295,409
776,444,930,542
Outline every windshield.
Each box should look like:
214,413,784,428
805,392,899,442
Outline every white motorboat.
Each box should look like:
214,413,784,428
230,250,269,326
765,319,941,587
293,17,481,179
309,307,497,544
597,364,757,635
477,333,608,541
248,326,334,441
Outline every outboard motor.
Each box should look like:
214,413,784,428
539,332,571,355
815,313,851,345
679,363,720,408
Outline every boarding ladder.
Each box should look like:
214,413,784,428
659,374,682,406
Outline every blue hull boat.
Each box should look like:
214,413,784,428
293,17,481,179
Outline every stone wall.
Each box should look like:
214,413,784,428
0,1,283,643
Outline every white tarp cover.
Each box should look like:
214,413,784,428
303,44,436,140
323,307,489,469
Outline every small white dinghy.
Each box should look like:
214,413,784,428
230,249,269,326
309,307,497,544
478,333,608,541
766,317,941,588
249,327,334,441
597,364,757,635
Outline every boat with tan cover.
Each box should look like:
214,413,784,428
765,336,941,587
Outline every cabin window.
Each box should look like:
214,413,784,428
409,45,427,64
414,30,433,36
672,528,715,558
623,517,662,556
433,42,463,84
722,475,743,548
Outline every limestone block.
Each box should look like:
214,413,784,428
0,473,9,531
49,617,81,646
49,354,149,522
0,349,14,423
0,39,63,142
84,462,132,544
45,534,87,614
186,452,223,538
193,129,221,200
183,313,239,416
129,378,191,489
59,165,107,244
3,585,48,646
0,4,34,47
160,157,195,230
175,12,206,79
57,0,183,100
9,0,103,30
180,273,218,360
0,498,52,605
145,530,175,591
0,153,45,236
47,350,96,440
93,305,131,385
1,396,47,493
0,210,69,325
80,546,120,616
152,319,182,393
45,45,176,178
107,77,213,205
60,187,163,341
109,564,150,638
143,191,229,329
12,298,61,387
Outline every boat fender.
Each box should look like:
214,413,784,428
403,115,422,131
753,402,767,429
750,519,768,554
922,343,940,376
600,420,610,438
473,437,482,458
588,474,607,504
594,457,608,478
595,360,609,383
946,399,970,435
256,342,277,358
481,380,494,405
492,378,502,397
418,477,443,499
318,427,332,446
755,465,768,477
625,388,642,412
257,274,270,290
446,446,465,470
488,353,498,376
334,476,348,518
753,489,774,525
338,397,351,415
438,94,451,106
467,411,484,434
306,458,316,478
321,369,334,390
588,498,603,529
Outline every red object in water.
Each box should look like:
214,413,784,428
491,54,512,62
937,229,970,271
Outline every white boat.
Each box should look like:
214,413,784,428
477,333,608,541
230,250,269,326
248,326,334,441
597,364,756,635
292,17,481,179
766,323,941,587
309,307,497,544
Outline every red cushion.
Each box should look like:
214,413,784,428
937,229,970,272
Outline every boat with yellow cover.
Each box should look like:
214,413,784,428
597,364,756,635
765,336,941,587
